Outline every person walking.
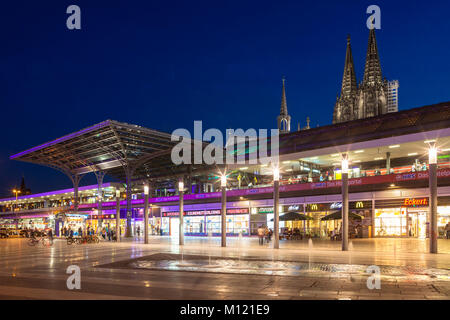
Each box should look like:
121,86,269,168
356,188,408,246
257,226,265,245
78,226,83,237
137,225,141,237
445,222,450,239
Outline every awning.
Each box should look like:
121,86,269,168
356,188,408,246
321,210,363,221
271,211,313,222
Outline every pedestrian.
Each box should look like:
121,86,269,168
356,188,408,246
137,225,141,237
445,222,450,239
257,226,265,245
78,226,83,237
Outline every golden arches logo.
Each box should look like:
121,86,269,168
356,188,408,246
310,204,318,210
356,201,364,208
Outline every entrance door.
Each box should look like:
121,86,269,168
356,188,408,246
170,218,179,237
408,212,427,238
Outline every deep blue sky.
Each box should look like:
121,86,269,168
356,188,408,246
1,0,449,196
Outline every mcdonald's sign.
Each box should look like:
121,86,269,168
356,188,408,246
310,204,318,210
356,201,364,208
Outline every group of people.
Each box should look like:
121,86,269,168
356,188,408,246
411,161,428,172
257,225,273,245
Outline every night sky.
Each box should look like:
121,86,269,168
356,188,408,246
1,0,449,197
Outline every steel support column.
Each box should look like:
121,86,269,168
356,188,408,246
386,152,391,174
273,180,280,249
144,185,150,245
116,190,121,242
429,163,438,253
342,172,349,251
221,186,227,247
179,178,184,246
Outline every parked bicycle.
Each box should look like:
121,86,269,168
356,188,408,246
28,235,53,247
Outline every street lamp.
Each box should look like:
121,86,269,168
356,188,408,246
428,144,438,253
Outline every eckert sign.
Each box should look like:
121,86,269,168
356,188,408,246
403,198,428,207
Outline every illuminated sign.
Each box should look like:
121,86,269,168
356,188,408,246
310,204,318,211
330,202,342,209
403,198,428,207
356,201,364,208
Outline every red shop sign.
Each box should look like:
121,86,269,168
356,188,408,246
402,198,428,207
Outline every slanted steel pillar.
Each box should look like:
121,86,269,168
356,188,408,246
70,173,84,214
125,168,134,238
94,171,105,229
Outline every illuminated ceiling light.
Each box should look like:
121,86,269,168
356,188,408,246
389,145,400,149
332,162,340,166
429,145,438,164
441,148,450,152
282,161,291,164
353,160,361,163
220,174,227,187
331,154,340,157
239,167,248,170
286,169,293,172
374,157,383,160
354,150,364,154
424,139,436,144
390,184,395,187
260,164,268,167
273,167,280,181
309,157,318,160
408,153,418,156
341,157,349,174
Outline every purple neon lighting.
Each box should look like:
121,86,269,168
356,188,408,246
0,183,113,202
10,120,111,159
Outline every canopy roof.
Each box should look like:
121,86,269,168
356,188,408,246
10,120,220,183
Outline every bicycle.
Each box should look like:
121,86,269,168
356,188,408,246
27,236,41,246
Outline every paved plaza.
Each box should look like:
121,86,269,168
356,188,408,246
0,236,448,300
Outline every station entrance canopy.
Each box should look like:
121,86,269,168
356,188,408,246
10,120,220,184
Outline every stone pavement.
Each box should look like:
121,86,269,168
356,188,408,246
0,237,448,300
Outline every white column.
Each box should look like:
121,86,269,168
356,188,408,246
341,154,349,251
429,145,438,253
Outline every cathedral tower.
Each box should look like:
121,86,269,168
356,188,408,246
333,35,358,124
277,78,291,133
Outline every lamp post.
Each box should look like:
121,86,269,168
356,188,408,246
273,166,280,249
178,179,184,246
144,185,149,244
341,154,349,251
429,144,438,253
115,190,121,242
221,174,227,247
12,189,21,231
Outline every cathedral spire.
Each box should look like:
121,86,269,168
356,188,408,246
340,35,357,98
280,77,288,116
277,77,291,134
363,28,383,86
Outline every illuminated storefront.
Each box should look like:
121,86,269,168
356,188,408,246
161,208,250,236
375,198,429,238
